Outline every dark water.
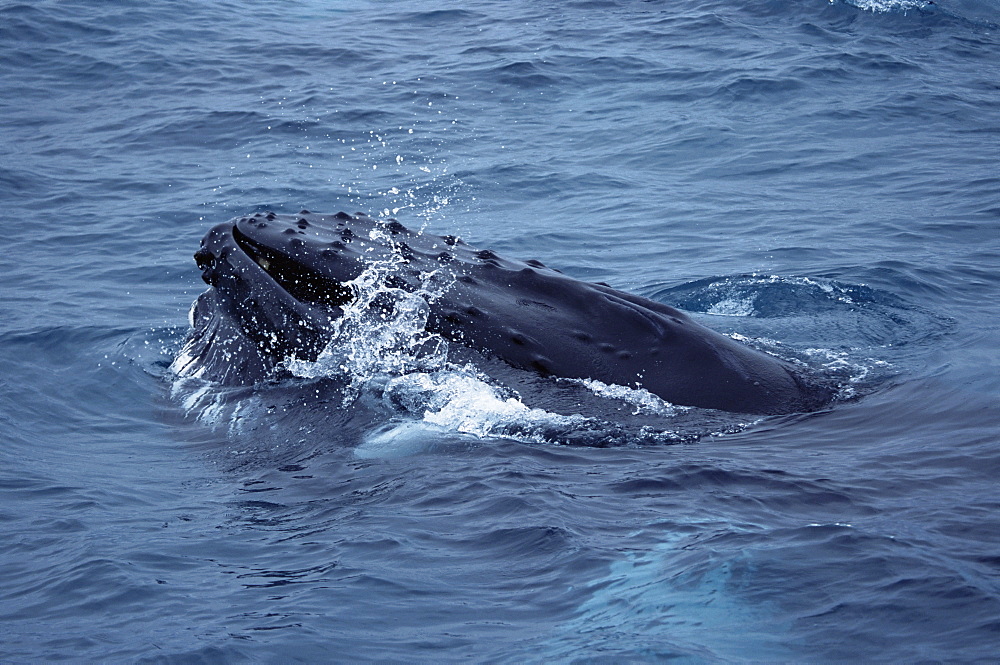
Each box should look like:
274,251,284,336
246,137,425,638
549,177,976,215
2,0,999,661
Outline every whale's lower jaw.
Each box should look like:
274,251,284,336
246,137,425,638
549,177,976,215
171,290,289,385
175,211,834,415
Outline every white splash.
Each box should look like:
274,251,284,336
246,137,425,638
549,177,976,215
386,369,587,437
838,0,929,12
803,347,891,398
571,378,686,417
706,296,757,317
285,225,452,395
355,368,595,457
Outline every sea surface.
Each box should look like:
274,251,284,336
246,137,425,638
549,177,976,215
2,0,999,662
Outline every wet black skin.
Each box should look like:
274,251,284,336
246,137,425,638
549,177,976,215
176,211,833,414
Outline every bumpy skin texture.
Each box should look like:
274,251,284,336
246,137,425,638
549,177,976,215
177,211,833,415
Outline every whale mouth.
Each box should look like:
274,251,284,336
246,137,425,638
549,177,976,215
230,224,354,308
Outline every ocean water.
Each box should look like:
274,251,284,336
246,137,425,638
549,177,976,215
2,0,999,661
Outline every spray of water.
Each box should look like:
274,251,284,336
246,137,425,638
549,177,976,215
284,224,453,395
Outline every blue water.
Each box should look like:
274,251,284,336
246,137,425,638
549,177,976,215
2,0,999,661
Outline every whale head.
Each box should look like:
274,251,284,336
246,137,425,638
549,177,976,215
173,211,421,384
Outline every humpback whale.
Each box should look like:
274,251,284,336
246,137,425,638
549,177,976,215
173,211,833,415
